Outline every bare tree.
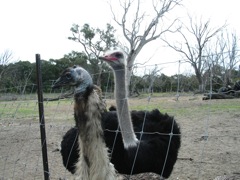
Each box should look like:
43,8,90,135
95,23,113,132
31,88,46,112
205,30,240,88
162,15,226,92
0,50,14,82
218,31,240,86
109,0,182,87
204,40,223,88
147,65,161,95
21,68,33,95
0,50,13,65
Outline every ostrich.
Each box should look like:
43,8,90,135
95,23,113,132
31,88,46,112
99,50,181,178
52,65,117,180
60,51,181,178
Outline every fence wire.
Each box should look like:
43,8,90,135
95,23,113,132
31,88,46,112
0,60,239,180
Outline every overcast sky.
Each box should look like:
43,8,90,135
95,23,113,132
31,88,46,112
0,0,239,75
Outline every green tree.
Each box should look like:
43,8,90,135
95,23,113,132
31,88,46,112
2,61,33,93
68,23,118,87
0,50,15,89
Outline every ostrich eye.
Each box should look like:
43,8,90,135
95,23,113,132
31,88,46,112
65,73,72,80
115,53,123,58
73,65,77,69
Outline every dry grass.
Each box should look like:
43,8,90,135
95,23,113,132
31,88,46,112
0,94,240,179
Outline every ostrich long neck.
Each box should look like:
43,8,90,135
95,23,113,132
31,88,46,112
114,68,138,148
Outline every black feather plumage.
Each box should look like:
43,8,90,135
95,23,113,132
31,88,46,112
60,109,181,178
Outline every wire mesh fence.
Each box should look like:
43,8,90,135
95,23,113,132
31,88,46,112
0,60,240,180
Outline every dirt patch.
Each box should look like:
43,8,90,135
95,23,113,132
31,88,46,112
0,95,239,179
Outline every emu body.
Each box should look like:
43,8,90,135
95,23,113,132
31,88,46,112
53,66,116,180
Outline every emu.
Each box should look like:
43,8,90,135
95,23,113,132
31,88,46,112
60,51,181,179
52,65,117,180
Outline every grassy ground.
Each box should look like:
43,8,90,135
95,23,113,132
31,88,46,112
0,93,240,179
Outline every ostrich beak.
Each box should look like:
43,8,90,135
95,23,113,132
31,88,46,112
99,56,108,61
99,55,117,62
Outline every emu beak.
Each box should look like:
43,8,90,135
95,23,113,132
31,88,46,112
52,77,63,89
52,75,71,89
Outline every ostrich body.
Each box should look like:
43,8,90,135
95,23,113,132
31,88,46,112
53,65,116,180
60,51,181,178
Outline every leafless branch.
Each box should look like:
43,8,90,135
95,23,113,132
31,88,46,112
109,0,182,87
162,14,226,91
0,50,15,81
0,49,13,65
109,0,182,53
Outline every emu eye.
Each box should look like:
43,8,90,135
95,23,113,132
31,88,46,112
115,52,123,58
65,73,72,80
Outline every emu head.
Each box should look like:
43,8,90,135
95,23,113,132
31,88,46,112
99,50,126,70
52,65,93,94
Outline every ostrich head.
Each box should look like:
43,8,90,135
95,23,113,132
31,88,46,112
52,65,93,94
99,50,126,70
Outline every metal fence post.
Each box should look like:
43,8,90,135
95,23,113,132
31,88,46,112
36,54,50,180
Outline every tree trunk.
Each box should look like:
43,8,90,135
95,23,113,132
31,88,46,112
96,63,103,88
194,67,205,92
126,51,136,96
198,84,205,92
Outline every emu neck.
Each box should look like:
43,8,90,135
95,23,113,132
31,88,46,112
74,90,116,179
114,68,138,148
75,91,106,163
75,81,92,95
